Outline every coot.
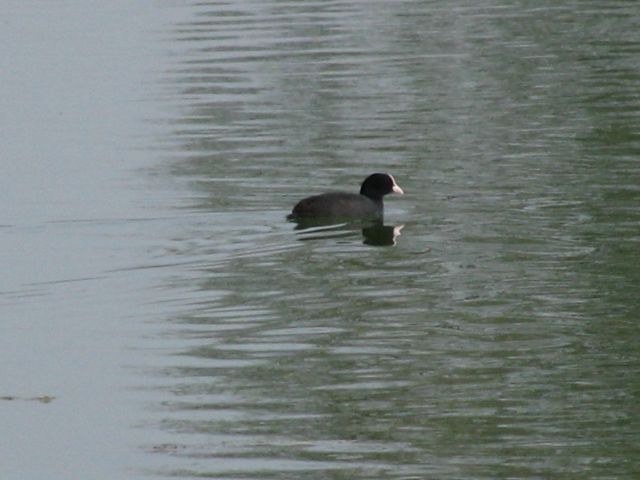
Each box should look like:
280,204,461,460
288,173,403,220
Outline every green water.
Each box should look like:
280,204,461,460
146,1,640,478
2,1,639,479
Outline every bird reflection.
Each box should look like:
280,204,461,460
290,218,404,246
362,223,404,246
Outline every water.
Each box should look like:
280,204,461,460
2,1,639,479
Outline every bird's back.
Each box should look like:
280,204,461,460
289,192,381,219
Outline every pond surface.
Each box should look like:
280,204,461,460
2,1,640,479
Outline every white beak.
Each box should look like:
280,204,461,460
390,175,404,194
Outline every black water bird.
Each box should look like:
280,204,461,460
287,173,403,221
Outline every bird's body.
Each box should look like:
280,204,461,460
290,191,382,219
288,173,403,221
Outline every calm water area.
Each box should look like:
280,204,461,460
2,1,640,479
